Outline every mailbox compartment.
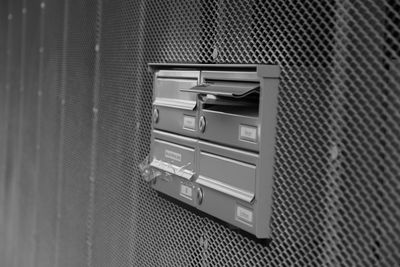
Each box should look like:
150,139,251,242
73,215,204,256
150,130,197,206
147,63,281,238
152,70,200,137
182,71,260,151
195,141,258,229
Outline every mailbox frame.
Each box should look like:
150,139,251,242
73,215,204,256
148,63,280,238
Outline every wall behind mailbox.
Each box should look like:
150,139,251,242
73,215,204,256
0,0,399,266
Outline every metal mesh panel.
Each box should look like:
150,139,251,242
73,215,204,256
91,2,206,267
55,0,98,266
0,0,9,262
15,0,42,266
34,0,65,266
0,0,399,266
3,1,23,266
91,1,400,266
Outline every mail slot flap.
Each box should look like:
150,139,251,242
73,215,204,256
151,138,195,180
197,151,256,203
153,70,199,110
153,98,196,110
183,81,259,98
201,70,259,82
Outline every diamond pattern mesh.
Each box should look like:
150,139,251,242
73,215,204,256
0,0,399,266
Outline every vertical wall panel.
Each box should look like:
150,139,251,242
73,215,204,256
55,0,98,266
15,1,41,266
3,0,23,266
0,0,9,261
34,0,65,266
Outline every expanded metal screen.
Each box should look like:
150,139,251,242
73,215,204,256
0,0,399,266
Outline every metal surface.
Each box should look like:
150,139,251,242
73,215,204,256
200,108,260,151
197,151,256,203
0,0,9,263
185,82,259,97
147,64,279,238
152,70,199,137
0,0,398,266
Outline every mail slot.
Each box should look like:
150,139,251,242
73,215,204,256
198,152,256,202
197,140,257,203
152,70,200,137
182,71,260,151
195,141,258,231
150,130,196,180
150,130,197,206
146,63,281,238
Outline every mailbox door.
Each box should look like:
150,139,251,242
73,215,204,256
153,70,200,137
195,141,258,232
200,107,259,151
150,130,198,206
182,71,260,151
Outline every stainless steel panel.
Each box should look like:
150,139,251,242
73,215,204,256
200,107,259,151
153,129,198,149
153,74,199,110
153,107,198,137
156,70,199,79
150,130,198,206
153,71,200,136
148,64,280,239
195,185,255,233
202,71,259,82
197,150,256,203
198,140,258,165
153,98,196,110
152,174,197,207
150,132,196,180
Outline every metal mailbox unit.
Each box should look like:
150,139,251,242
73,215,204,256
146,63,280,238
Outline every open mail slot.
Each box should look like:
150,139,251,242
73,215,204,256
150,130,197,206
183,71,261,151
147,63,280,239
150,130,196,180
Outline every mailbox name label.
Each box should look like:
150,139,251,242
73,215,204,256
165,149,182,162
239,125,257,143
183,115,196,130
180,184,193,200
236,206,253,225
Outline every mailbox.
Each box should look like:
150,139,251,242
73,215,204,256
145,63,280,238
152,69,200,137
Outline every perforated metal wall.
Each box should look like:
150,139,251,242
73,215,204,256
0,0,399,266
